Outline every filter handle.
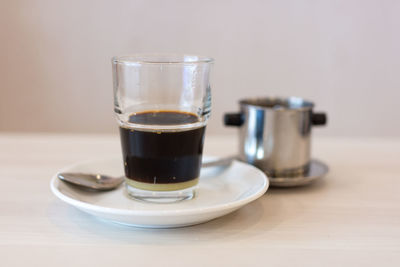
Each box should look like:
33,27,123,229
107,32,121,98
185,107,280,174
224,113,244,126
312,112,327,126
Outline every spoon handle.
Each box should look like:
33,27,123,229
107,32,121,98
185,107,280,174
202,155,237,168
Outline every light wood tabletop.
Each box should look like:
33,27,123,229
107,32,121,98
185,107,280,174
1,133,399,266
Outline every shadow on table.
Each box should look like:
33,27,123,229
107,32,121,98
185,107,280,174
268,174,329,195
48,200,267,245
48,176,330,245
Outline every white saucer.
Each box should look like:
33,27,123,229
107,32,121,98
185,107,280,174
50,156,269,228
269,159,329,187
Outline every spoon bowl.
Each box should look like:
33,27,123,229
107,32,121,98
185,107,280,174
57,173,124,191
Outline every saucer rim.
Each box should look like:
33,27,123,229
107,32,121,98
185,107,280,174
50,156,269,217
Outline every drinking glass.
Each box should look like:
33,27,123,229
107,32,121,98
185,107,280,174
112,54,213,203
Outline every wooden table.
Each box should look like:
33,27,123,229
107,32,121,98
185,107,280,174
1,134,399,266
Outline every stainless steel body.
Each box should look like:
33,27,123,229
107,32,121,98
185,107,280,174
225,97,327,177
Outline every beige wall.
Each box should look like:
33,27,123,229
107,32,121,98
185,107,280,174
1,0,399,137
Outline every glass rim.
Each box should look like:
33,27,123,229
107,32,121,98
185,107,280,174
112,53,214,65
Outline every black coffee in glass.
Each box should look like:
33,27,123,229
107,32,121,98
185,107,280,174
119,110,206,191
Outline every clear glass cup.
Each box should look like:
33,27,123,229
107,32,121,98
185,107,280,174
112,54,213,203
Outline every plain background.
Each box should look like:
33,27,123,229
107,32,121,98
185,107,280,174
1,0,399,137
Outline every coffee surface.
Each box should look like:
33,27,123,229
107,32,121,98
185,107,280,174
120,111,205,185
128,110,200,125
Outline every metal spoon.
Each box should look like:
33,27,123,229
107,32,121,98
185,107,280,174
57,172,124,191
57,156,237,191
